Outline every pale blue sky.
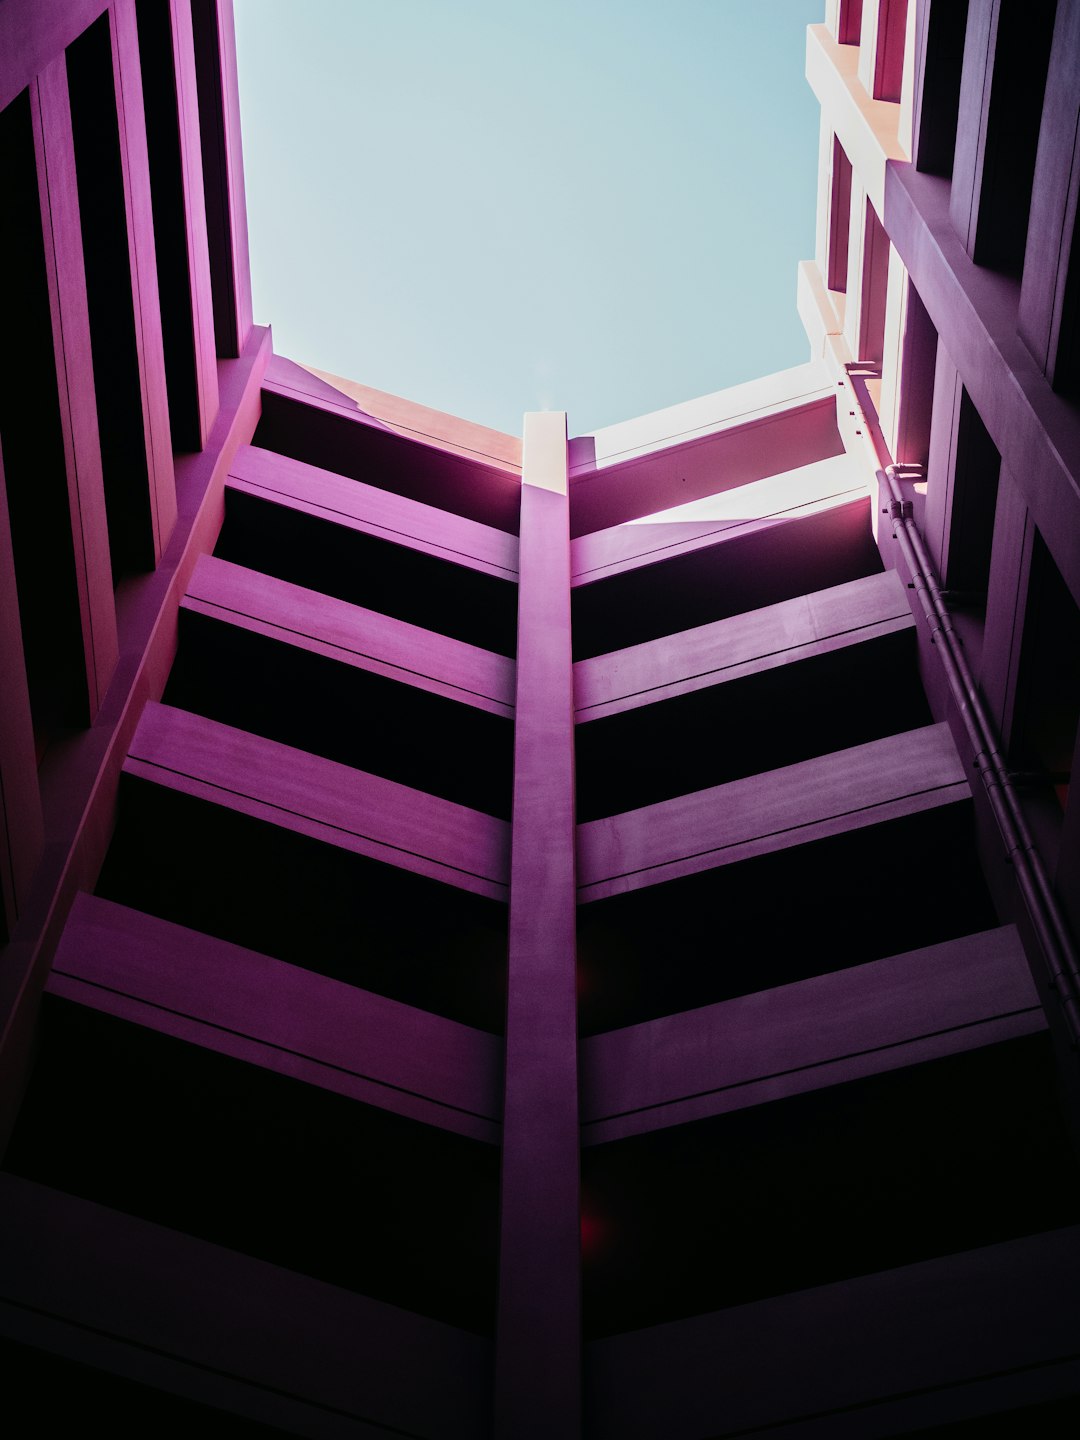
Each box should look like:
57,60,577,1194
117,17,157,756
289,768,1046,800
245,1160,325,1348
233,0,822,436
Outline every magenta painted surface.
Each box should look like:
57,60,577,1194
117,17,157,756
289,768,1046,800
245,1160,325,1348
577,722,968,898
33,53,119,714
228,443,519,578
581,925,1040,1138
111,0,178,557
185,551,515,713
2,5,1080,1436
496,417,581,1437
586,1227,1080,1439
568,397,844,537
126,700,511,897
52,892,503,1137
0,1172,491,1438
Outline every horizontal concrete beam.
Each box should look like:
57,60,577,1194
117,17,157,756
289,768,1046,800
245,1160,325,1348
49,893,503,1141
266,354,523,475
574,569,912,721
255,367,522,533
567,394,846,541
570,453,866,585
185,554,515,717
580,925,1042,1143
228,444,519,581
126,702,510,899
586,1225,1080,1439
0,1173,490,1438
0,0,109,112
576,722,969,899
570,363,834,472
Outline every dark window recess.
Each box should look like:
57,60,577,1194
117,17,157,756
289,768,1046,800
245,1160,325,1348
582,1034,1080,1336
577,802,996,1035
914,0,969,176
137,0,203,451
870,0,908,103
0,1337,284,1436
216,488,518,657
908,1395,1080,1438
67,16,156,578
0,93,90,744
164,608,515,818
190,0,240,358
972,0,1058,274
97,775,509,1033
572,500,882,661
4,999,500,1334
944,388,1001,605
827,137,852,292
1011,532,1080,813
838,0,864,45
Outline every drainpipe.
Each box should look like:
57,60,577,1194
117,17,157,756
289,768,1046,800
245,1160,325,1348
844,367,1080,1046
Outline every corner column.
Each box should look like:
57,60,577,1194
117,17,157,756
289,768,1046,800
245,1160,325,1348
495,411,580,1437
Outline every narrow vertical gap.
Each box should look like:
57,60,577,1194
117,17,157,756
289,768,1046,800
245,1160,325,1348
828,138,852,293
67,15,156,579
190,0,239,357
838,0,864,45
872,0,909,102
0,92,90,746
137,0,202,451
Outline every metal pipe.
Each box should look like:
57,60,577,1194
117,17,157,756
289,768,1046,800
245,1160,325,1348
845,369,1080,1045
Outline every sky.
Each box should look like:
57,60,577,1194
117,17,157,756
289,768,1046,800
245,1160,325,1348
233,0,823,438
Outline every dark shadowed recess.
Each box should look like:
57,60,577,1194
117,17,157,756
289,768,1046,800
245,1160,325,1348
5,999,500,1333
67,15,157,579
254,389,522,534
136,0,202,452
572,499,882,660
165,609,514,819
906,1393,1080,1436
577,801,997,1035
0,92,90,737
216,487,518,658
575,627,930,821
581,1032,1080,1337
97,775,508,1033
0,1337,286,1437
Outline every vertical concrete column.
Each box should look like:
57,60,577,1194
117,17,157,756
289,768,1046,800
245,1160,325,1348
495,411,580,1438
31,54,119,715
191,0,254,358
112,0,177,557
923,339,963,580
1018,0,1080,385
0,444,43,941
170,0,220,445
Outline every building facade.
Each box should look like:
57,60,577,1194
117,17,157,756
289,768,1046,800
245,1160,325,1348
1,1,1079,1435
